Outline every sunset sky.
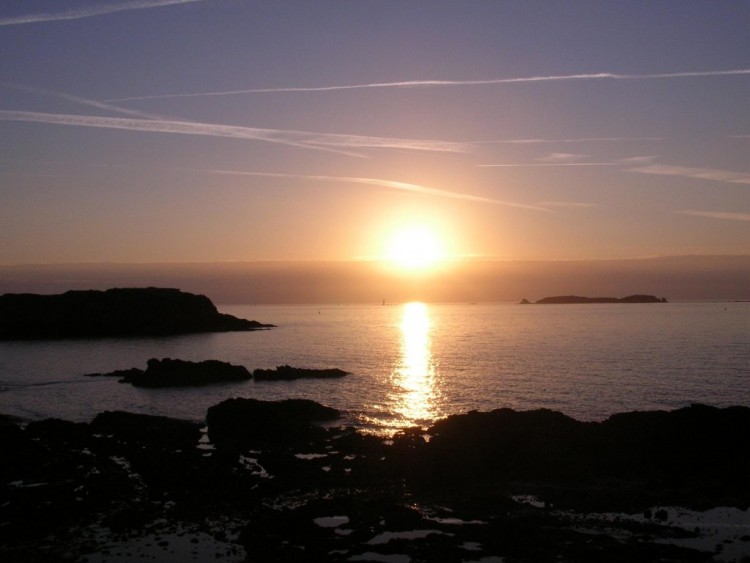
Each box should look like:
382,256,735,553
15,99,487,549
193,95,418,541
1,1,749,268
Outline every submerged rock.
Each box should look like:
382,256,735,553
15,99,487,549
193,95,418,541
0,287,274,339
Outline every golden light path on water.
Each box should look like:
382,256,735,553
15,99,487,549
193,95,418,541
390,302,442,429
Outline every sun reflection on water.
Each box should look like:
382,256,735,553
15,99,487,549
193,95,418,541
390,302,440,428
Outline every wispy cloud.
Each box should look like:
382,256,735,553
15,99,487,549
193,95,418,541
536,152,590,163
195,169,550,212
536,201,599,209
108,69,750,102
471,137,663,145
0,110,468,156
0,0,204,27
678,210,750,222
628,164,750,185
478,162,618,168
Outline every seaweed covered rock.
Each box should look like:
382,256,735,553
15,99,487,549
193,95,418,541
91,411,202,451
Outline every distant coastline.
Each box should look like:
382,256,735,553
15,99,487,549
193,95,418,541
521,294,668,304
0,287,273,340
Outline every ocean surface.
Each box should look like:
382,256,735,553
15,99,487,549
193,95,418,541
0,302,747,434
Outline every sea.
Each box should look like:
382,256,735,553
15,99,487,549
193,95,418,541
0,302,748,435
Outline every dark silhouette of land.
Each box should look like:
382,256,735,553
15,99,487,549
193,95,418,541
253,365,349,381
522,294,668,304
1,401,747,561
85,359,348,386
86,358,253,387
0,287,273,339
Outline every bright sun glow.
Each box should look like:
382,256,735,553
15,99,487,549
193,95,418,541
384,226,445,270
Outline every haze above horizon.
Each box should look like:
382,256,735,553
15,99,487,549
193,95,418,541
1,1,748,272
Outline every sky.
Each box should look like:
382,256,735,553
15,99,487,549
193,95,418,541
1,0,749,269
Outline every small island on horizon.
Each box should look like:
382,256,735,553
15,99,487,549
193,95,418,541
520,294,668,305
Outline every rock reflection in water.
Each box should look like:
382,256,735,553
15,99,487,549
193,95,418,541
390,302,441,428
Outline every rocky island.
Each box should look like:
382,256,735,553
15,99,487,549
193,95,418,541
85,359,349,386
253,365,349,381
521,294,668,304
0,287,273,339
86,358,253,387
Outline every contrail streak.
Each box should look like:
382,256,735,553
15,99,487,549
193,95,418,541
0,110,468,156
107,69,750,102
0,0,205,27
197,169,549,212
478,163,619,168
471,137,663,145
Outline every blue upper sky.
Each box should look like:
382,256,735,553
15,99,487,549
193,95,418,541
1,0,748,264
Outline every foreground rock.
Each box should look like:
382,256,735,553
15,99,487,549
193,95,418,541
253,364,349,381
527,294,668,304
87,358,252,387
1,402,748,562
0,287,273,339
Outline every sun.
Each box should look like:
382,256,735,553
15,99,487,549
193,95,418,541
384,226,446,270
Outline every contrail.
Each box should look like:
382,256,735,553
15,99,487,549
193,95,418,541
107,69,750,102
197,169,550,212
471,136,663,145
0,0,205,27
478,163,619,168
678,210,750,222
0,110,468,156
628,164,750,185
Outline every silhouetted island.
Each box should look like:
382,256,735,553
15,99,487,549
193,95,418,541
1,401,747,561
86,358,252,387
0,287,273,339
521,294,668,304
253,365,349,381
85,359,348,386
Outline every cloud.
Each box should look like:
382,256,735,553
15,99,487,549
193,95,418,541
195,169,550,212
0,0,204,27
628,164,750,185
536,153,590,163
478,162,618,168
617,155,658,164
536,201,599,208
678,210,750,222
107,69,750,102
471,137,663,145
0,110,468,156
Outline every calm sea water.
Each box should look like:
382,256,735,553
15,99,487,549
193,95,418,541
0,302,747,434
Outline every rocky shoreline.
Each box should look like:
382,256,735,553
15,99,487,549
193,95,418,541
1,401,748,562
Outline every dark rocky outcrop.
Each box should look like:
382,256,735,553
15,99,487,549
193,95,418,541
532,294,668,304
1,402,747,561
87,358,252,387
253,365,349,381
206,397,341,451
0,287,273,340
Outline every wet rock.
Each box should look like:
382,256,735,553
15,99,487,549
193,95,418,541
91,411,202,451
206,398,340,452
